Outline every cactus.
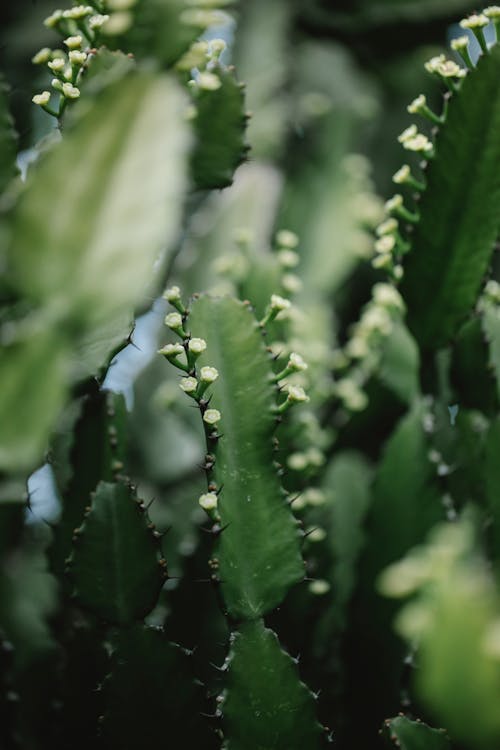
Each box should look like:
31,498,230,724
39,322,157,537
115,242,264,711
3,2,500,749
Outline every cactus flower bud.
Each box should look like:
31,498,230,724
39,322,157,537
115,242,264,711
199,492,218,511
188,338,207,354
165,312,184,330
32,48,52,64
179,377,198,394
200,366,219,383
276,229,299,248
163,286,181,303
48,58,66,73
62,83,81,99
32,91,51,106
158,343,184,357
203,409,221,425
64,36,83,50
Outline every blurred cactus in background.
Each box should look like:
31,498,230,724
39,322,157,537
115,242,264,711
1,1,500,748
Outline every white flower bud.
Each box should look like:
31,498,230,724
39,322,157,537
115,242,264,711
277,249,300,268
307,527,327,543
32,91,51,106
63,5,94,19
407,94,426,114
398,124,417,143
285,384,309,404
309,579,330,595
188,338,207,354
209,38,226,55
158,343,184,357
69,50,87,65
373,283,404,311
460,13,489,29
165,312,183,330
282,274,302,294
62,83,80,99
32,48,52,65
451,35,470,51
51,78,64,92
375,235,396,254
303,488,326,507
200,366,219,383
64,36,83,50
276,229,299,248
197,72,222,91
44,10,63,28
288,453,309,471
89,14,110,29
403,134,433,154
199,492,218,511
372,253,393,270
376,218,398,236
203,409,221,425
393,164,411,184
288,352,308,372
424,54,446,74
48,58,65,73
178,377,197,394
163,286,181,303
385,194,403,212
484,7,500,19
270,294,291,312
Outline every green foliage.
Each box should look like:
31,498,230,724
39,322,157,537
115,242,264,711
222,620,323,750
187,295,304,619
402,44,500,348
382,715,450,750
68,480,166,624
3,2,500,749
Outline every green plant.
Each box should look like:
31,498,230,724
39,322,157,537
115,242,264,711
2,2,500,749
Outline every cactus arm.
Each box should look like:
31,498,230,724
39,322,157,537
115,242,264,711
50,389,128,575
400,42,500,348
191,65,249,190
68,480,166,625
9,72,190,329
187,295,304,619
101,624,213,748
382,715,450,750
222,619,323,750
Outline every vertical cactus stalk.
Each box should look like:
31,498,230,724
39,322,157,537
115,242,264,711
160,289,324,747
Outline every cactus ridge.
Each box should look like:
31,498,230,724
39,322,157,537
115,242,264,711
67,479,167,625
376,13,500,348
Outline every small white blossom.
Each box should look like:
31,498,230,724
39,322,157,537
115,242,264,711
197,72,222,91
451,35,470,51
32,48,52,65
303,488,326,507
199,492,218,511
484,7,500,19
44,10,64,28
373,283,404,311
179,377,198,393
89,14,111,29
288,352,308,372
203,409,221,425
158,343,184,357
385,194,403,212
277,249,300,268
63,5,94,19
64,36,83,50
403,134,433,154
165,312,183,330
372,253,393,270
32,91,51,106
209,38,226,56
188,338,207,354
163,286,181,303
48,58,65,73
51,78,64,92
69,50,87,65
276,229,299,248
407,94,426,114
200,366,219,383
270,294,291,312
282,274,302,294
376,218,398,236
307,527,327,543
424,54,446,74
375,235,396,254
398,124,417,143
62,83,80,99
460,13,489,29
309,579,330,595
285,384,309,404
393,164,411,185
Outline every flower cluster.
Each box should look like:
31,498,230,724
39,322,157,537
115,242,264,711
32,1,138,117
